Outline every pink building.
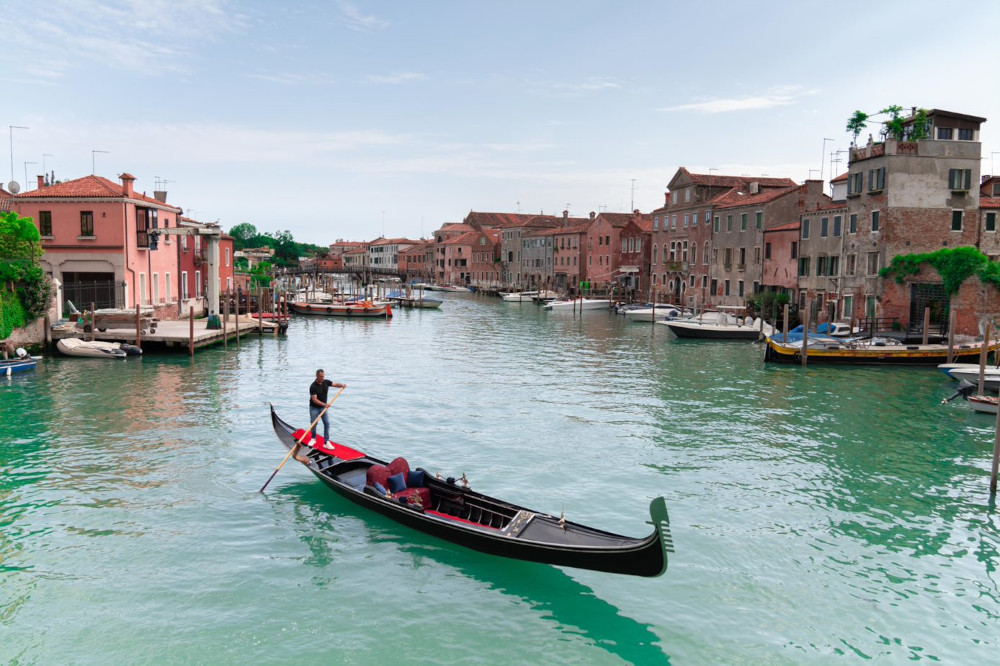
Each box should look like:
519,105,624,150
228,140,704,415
619,215,653,298
14,173,181,315
584,212,641,292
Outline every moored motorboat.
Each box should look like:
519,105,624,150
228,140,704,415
287,301,392,318
765,337,999,366
541,298,610,311
947,366,1000,390
501,290,537,302
268,406,674,577
57,338,128,359
661,311,773,339
385,290,443,309
624,304,685,323
1,355,37,375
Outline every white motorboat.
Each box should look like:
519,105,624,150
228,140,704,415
938,362,996,378
660,311,774,340
541,298,611,311
501,291,538,302
624,304,685,323
948,367,1000,391
57,338,128,359
968,394,999,415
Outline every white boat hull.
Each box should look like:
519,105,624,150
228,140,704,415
949,368,1000,391
57,338,127,359
542,298,610,311
969,395,999,414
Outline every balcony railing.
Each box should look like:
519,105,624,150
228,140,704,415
663,261,686,272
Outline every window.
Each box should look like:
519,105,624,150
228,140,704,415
740,213,747,231
225,248,231,266
820,217,829,237
705,210,711,224
195,270,202,298
80,211,94,236
152,272,160,304
937,127,953,140
868,167,885,192
987,212,997,232
683,213,689,228
829,256,839,276
817,256,827,276
756,211,763,229
635,237,641,253
833,216,842,237
871,210,880,232
866,252,879,276
704,241,710,264
738,247,746,267
653,216,659,231
847,254,856,275
671,191,677,204
754,246,760,264
724,280,731,296
802,219,810,239
798,257,810,277
738,280,744,298
791,241,798,259
949,169,972,191
181,271,189,300
849,213,857,234
724,248,732,266
139,273,147,305
765,242,772,260
714,216,720,232
951,210,963,231
690,244,696,265
671,216,677,229
958,128,974,141
848,172,863,195
685,188,691,202
652,244,658,264
711,279,717,295
726,215,733,232
39,211,52,236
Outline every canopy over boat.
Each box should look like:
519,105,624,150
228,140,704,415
268,406,673,577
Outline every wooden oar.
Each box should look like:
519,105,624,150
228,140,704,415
259,386,346,493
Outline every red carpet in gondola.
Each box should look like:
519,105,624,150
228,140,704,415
290,429,365,460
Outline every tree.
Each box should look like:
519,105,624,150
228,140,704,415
228,222,258,250
0,211,52,330
846,110,869,145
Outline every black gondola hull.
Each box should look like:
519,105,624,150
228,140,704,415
269,406,672,577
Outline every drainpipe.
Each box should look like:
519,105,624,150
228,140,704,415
124,201,135,308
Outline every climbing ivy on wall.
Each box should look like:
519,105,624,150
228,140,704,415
880,247,1000,295
0,288,27,339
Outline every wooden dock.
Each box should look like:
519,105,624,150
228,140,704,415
50,318,279,353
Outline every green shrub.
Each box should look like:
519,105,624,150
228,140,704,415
0,288,26,339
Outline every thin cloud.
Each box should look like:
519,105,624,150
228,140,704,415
661,87,817,113
248,72,335,86
338,1,389,32
553,79,621,93
366,72,425,85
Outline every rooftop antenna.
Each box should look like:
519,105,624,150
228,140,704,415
516,201,520,213
630,178,636,210
8,125,28,191
821,138,834,180
154,176,174,190
42,153,54,178
91,149,109,175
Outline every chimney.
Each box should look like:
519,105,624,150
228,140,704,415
589,211,596,220
562,210,569,220
37,175,44,189
120,173,136,198
749,181,760,194
153,190,168,203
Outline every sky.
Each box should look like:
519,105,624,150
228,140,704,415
3,0,1000,245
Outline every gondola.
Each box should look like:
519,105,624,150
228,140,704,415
268,406,674,577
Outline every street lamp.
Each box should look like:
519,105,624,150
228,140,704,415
23,161,37,190
91,149,109,175
9,125,28,186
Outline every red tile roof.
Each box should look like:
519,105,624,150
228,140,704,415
463,211,537,229
14,174,181,211
982,197,1000,210
830,172,848,183
715,185,801,209
765,221,801,232
675,167,797,189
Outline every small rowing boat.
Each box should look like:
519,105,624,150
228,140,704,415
287,301,392,318
268,406,673,576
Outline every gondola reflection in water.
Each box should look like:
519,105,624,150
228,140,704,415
269,406,674,577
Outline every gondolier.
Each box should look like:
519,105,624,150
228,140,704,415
295,369,345,464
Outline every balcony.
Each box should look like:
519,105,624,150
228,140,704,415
662,261,686,272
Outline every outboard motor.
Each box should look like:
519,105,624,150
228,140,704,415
942,379,978,404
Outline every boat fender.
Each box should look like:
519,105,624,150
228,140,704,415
446,476,456,485
906,346,919,350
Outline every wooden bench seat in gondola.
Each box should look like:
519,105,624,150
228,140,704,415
366,457,431,507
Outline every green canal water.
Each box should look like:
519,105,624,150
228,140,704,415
2,294,1000,664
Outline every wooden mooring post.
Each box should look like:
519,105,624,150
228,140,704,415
235,289,240,346
188,307,194,357
947,309,956,363
782,304,789,344
223,295,229,350
922,307,930,346
258,285,263,336
135,303,142,351
801,305,810,368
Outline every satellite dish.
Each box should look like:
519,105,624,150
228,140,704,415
7,180,20,194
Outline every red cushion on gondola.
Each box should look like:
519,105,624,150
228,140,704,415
290,429,365,461
387,457,410,484
366,464,391,489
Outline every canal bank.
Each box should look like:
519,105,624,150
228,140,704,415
2,294,999,663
